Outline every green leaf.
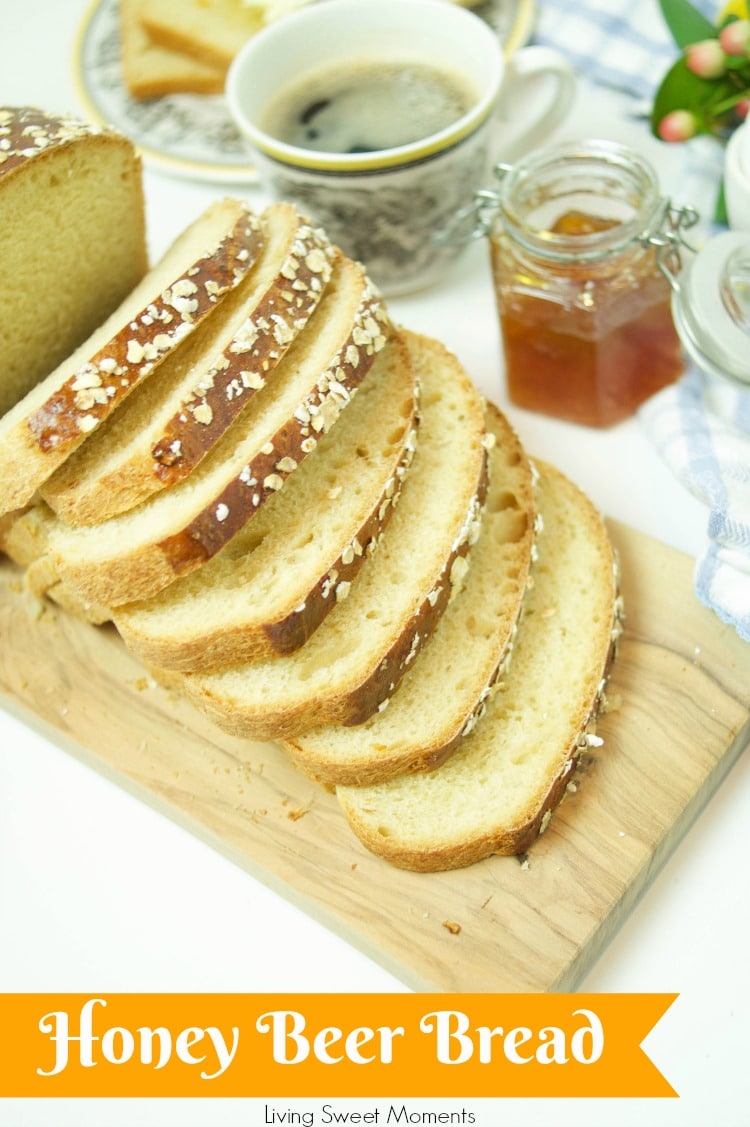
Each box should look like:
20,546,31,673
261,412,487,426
658,0,716,47
650,57,716,133
714,178,728,225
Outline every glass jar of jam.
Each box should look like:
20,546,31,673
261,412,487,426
486,140,691,427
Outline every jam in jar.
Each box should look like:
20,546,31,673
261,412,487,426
489,140,687,427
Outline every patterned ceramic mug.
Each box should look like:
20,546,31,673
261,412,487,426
226,0,576,294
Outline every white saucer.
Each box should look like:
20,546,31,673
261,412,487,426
73,0,537,184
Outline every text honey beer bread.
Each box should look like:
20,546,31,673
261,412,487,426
338,462,622,871
0,198,263,515
113,333,418,667
283,402,536,787
0,107,147,418
41,204,335,526
183,331,488,741
45,253,391,607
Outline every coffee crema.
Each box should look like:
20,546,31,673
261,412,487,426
258,57,478,155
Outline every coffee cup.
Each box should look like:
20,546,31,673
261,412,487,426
226,0,576,294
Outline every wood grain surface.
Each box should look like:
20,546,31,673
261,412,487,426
1,518,748,992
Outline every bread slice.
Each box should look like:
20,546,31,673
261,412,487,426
283,402,536,786
140,0,265,71
337,462,622,871
0,503,50,568
45,253,391,607
121,0,225,99
0,198,263,515
183,330,488,741
0,502,110,624
41,204,334,526
113,333,418,668
0,106,146,417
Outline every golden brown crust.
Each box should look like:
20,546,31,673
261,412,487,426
0,200,263,516
27,207,263,457
49,274,392,607
337,462,623,871
183,471,484,742
42,211,339,527
0,107,123,179
285,403,536,787
183,336,490,743
116,416,418,670
150,219,334,488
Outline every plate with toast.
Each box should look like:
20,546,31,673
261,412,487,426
73,0,538,182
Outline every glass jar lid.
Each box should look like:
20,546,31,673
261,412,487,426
671,231,750,387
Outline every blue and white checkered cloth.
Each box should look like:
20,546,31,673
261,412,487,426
534,0,698,101
640,371,750,641
533,0,750,642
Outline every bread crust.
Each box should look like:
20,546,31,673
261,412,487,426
42,206,335,525
183,331,489,742
337,462,623,871
0,107,148,418
113,346,419,669
0,199,263,513
48,263,392,607
0,106,137,183
284,402,537,786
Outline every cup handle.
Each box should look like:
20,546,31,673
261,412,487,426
492,45,577,162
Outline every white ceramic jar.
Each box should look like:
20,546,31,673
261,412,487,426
725,119,750,231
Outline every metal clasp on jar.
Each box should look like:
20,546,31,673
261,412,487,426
640,199,701,287
433,161,516,246
436,156,701,257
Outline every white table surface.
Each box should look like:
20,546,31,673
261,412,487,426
1,2,748,1125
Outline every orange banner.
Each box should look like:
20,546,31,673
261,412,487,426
0,993,677,1099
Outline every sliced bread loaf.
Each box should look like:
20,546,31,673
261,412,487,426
183,330,488,742
0,107,147,417
113,333,418,668
45,253,391,607
337,462,622,871
41,203,334,525
0,197,263,515
283,401,536,786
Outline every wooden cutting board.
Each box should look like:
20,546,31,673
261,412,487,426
1,518,748,993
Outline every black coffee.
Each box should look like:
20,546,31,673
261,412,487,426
259,57,477,154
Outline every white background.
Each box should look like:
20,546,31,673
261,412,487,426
0,2,748,1125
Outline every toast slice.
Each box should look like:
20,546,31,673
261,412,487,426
45,253,391,607
120,0,225,98
337,462,622,871
113,332,418,667
283,401,536,786
140,0,265,71
41,203,334,525
0,198,263,515
183,330,488,741
0,503,110,624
